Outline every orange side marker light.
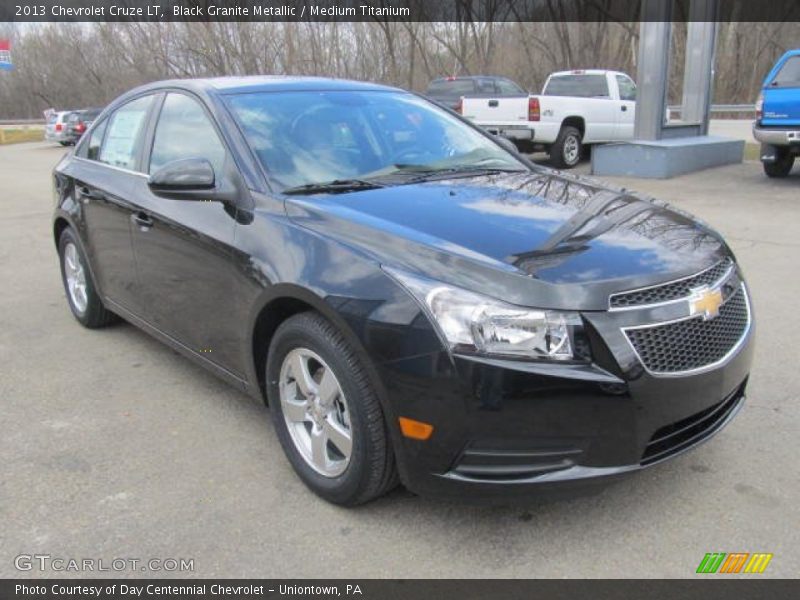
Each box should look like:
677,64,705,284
398,417,434,440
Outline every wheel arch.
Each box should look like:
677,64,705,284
53,215,71,249
248,284,393,418
560,116,585,138
52,213,105,301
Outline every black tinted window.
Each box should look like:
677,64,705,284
98,96,153,171
772,56,800,87
426,79,476,99
544,74,609,98
496,79,525,95
149,93,226,175
86,118,107,160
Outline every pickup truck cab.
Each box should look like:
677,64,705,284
754,49,800,177
425,76,526,112
460,70,637,168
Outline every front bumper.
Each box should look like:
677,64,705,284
378,308,754,501
753,123,800,146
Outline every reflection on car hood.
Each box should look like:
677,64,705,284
285,170,730,308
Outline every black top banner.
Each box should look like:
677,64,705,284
2,0,800,23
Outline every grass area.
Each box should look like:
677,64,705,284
0,128,45,145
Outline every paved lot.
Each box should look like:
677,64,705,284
1,142,798,579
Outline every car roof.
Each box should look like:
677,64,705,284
548,70,622,77
430,76,502,82
127,75,401,97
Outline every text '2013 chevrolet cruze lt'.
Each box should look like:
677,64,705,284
53,77,754,505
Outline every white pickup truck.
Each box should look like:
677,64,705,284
459,70,637,168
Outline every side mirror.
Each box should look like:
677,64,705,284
493,135,518,154
148,158,217,201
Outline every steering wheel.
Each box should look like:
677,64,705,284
391,147,434,165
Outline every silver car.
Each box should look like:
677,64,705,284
45,111,75,145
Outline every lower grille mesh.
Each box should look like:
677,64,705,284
626,287,749,374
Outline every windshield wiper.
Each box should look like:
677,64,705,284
282,178,386,196
387,165,526,183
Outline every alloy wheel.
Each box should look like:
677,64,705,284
63,242,88,314
279,347,353,477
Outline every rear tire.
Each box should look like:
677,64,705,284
763,152,795,178
549,125,582,169
266,312,398,506
58,228,118,328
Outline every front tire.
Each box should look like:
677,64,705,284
549,125,582,169
763,152,795,178
266,312,398,506
58,228,118,328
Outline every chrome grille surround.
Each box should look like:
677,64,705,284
609,258,734,311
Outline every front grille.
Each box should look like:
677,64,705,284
641,381,746,465
625,286,749,374
610,259,732,309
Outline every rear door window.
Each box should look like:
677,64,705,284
771,56,800,88
77,117,108,161
98,95,154,171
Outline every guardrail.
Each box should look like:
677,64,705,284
668,104,756,115
0,119,46,126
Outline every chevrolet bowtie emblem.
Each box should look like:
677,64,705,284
689,286,724,321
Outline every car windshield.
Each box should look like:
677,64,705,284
225,90,525,191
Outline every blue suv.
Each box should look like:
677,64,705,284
754,49,800,177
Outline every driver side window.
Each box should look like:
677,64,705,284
616,75,637,101
149,93,227,175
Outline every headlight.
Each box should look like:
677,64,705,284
385,268,583,361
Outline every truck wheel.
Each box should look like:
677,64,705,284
550,126,582,169
763,153,795,178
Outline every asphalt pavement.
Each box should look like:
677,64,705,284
1,142,798,578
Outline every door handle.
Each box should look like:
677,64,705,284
621,105,628,112
131,212,154,230
488,99,499,107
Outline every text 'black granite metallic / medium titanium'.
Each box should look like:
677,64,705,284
52,76,754,505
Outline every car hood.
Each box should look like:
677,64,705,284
284,170,730,310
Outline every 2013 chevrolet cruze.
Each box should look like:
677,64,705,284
53,77,754,505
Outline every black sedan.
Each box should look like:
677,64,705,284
53,77,754,505
63,107,103,145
